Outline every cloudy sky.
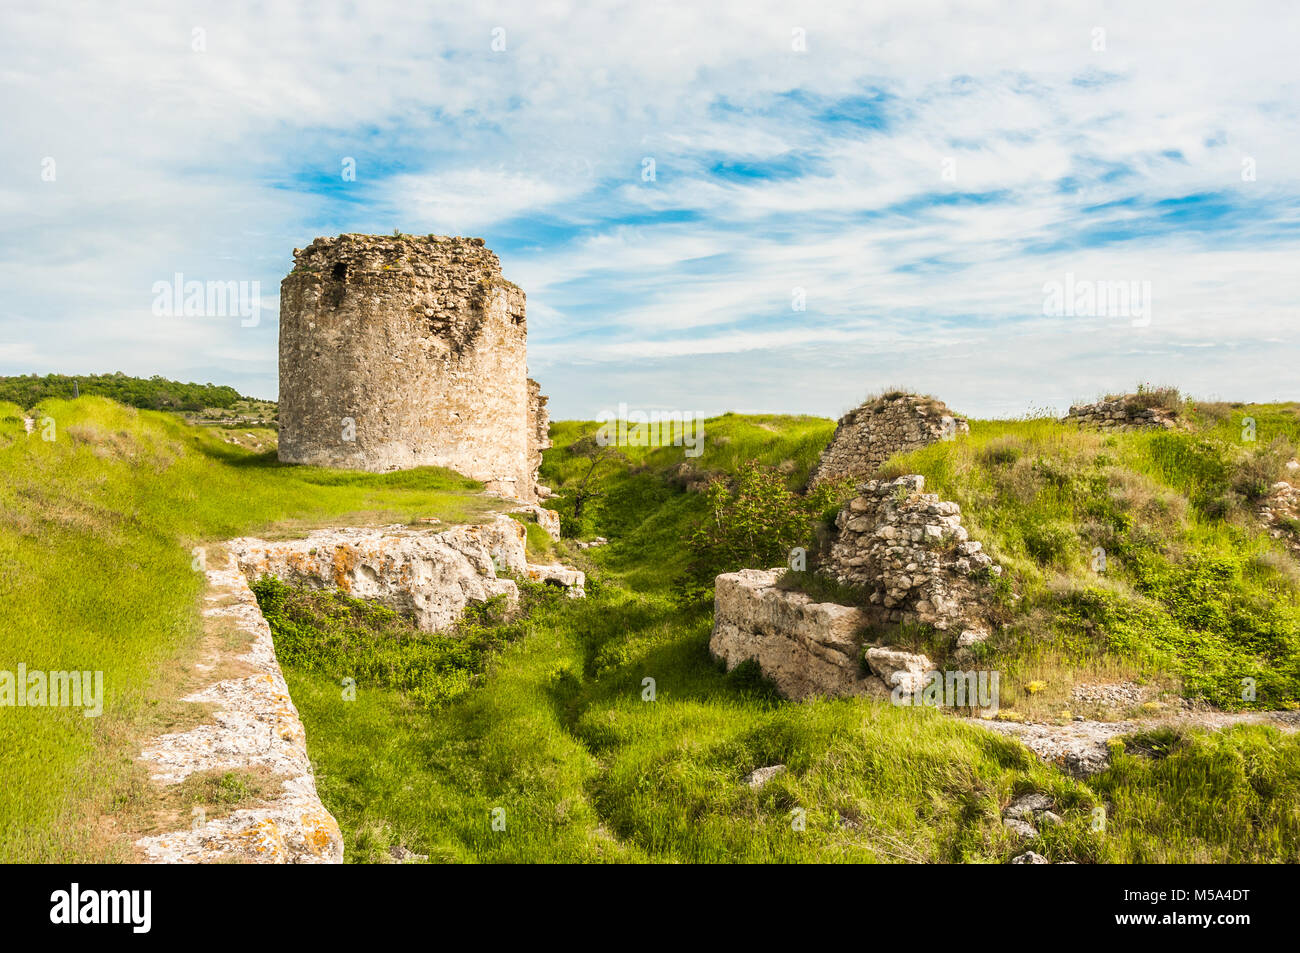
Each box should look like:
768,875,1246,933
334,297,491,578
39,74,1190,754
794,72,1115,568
2,1,1297,420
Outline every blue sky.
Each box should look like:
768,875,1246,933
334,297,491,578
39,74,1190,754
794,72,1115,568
2,1,1298,420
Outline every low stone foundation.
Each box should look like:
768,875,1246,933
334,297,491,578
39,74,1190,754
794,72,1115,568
1064,395,1181,431
135,555,344,864
709,569,888,700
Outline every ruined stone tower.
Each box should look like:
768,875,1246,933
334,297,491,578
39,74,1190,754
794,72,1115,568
278,233,545,501
807,392,969,489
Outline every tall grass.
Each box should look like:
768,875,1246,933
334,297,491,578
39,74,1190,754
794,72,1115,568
876,408,1300,708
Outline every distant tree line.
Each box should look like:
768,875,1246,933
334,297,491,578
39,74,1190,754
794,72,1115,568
0,373,247,412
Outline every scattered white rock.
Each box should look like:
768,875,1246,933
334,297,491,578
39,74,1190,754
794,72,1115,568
1011,851,1049,864
743,765,787,790
864,646,934,694
1002,817,1038,840
1004,793,1055,820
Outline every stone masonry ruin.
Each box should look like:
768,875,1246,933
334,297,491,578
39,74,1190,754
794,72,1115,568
710,476,1002,701
1063,394,1182,431
278,233,548,502
712,393,1003,702
807,393,969,489
822,475,999,645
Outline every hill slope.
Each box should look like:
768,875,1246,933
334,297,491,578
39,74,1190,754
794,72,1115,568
273,407,1300,863
4,397,1300,862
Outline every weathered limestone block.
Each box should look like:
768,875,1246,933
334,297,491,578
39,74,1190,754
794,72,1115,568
525,563,586,597
864,646,934,694
136,555,343,864
709,568,888,700
823,475,1000,642
231,516,530,632
278,233,547,501
511,502,562,540
808,393,968,488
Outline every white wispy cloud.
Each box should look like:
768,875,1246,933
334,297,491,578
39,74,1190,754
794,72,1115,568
0,0,1296,418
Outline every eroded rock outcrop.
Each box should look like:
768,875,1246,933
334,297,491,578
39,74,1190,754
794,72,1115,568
231,514,584,631
709,569,888,700
807,393,968,489
823,475,1000,645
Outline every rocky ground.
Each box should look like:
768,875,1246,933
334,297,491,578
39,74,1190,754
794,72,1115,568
977,708,1300,777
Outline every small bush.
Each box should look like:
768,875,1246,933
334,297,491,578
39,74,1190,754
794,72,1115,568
672,460,840,602
1023,522,1076,567
1121,384,1183,415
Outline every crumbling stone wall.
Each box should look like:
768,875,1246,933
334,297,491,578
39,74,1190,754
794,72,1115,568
708,475,1002,701
527,377,551,496
1260,461,1300,558
1063,395,1180,431
823,475,999,646
230,515,584,632
709,569,886,700
807,394,969,488
278,233,545,501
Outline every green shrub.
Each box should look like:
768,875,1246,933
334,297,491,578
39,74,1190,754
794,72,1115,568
1232,435,1295,502
1023,522,1076,567
672,460,838,602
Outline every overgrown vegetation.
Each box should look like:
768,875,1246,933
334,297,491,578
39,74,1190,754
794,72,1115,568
280,408,1300,863
251,575,563,710
673,460,845,604
5,392,1300,863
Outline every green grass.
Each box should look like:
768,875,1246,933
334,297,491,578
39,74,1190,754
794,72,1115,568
875,408,1300,708
6,397,1300,863
276,409,1300,863
0,396,497,862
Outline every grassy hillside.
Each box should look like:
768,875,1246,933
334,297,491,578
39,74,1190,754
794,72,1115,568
274,407,1300,863
877,403,1300,711
4,395,1299,862
0,396,496,862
